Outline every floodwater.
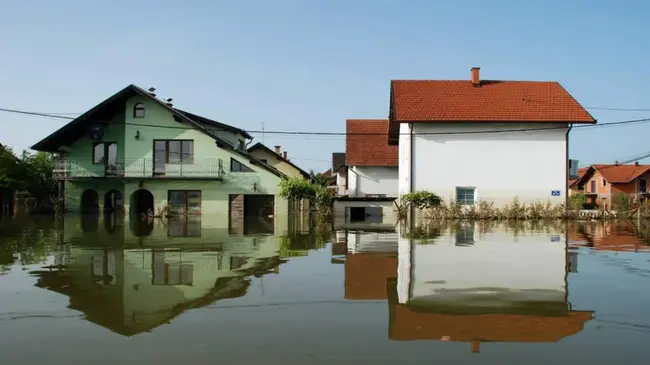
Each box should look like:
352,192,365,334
1,215,650,364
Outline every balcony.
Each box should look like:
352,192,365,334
54,158,224,180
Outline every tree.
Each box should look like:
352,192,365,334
309,170,334,187
279,176,335,214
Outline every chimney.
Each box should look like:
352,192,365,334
283,151,288,160
274,145,281,154
471,67,480,86
635,161,640,166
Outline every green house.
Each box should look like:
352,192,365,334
32,84,288,217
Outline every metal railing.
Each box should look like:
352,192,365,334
53,158,225,179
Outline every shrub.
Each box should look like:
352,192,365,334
401,191,443,210
502,197,526,219
279,177,334,214
569,193,587,211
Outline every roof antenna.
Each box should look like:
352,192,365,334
261,122,265,144
147,87,156,97
164,98,173,107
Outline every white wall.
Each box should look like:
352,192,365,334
402,123,568,207
336,168,348,195
397,226,567,306
349,166,399,197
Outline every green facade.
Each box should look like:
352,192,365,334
54,93,287,215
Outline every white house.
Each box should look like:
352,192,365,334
390,68,596,207
346,119,399,197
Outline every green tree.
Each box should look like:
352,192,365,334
309,170,334,187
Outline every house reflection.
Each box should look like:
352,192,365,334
30,240,283,336
568,221,650,252
341,221,594,351
389,221,594,351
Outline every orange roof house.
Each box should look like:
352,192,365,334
388,67,596,208
572,163,650,209
345,119,399,198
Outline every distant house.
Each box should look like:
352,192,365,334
568,167,589,196
331,152,347,195
390,67,596,207
247,143,310,179
31,84,287,220
346,119,398,197
571,163,650,209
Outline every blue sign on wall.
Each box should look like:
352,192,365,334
551,190,561,196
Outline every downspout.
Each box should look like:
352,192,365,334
409,123,414,194
566,123,573,209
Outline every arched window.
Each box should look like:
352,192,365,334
133,103,145,118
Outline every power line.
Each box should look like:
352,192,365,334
1,106,650,136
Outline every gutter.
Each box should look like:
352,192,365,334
409,123,413,194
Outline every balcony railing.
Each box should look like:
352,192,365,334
54,158,224,180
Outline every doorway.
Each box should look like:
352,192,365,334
131,189,154,215
104,190,123,212
80,189,99,213
244,195,275,217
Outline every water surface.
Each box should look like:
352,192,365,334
1,216,650,364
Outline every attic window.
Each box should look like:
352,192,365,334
134,103,145,118
230,158,253,172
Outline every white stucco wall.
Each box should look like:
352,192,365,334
348,166,398,197
397,226,567,306
336,168,348,195
399,123,568,207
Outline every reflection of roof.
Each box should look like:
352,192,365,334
346,119,398,167
569,226,650,252
345,253,397,300
387,279,593,343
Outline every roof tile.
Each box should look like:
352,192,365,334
346,119,398,167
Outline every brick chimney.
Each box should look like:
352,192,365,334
274,145,281,154
471,67,480,86
283,151,288,160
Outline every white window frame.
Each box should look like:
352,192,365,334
456,186,476,206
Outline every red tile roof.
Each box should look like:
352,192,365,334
592,164,650,183
390,80,596,123
346,119,398,167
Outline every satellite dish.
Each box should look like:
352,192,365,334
89,123,105,141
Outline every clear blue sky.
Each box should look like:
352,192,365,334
1,0,649,172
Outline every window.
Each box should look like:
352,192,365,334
230,158,254,172
153,140,194,164
577,184,584,191
93,143,105,164
456,187,476,205
92,142,118,167
590,180,596,193
133,103,145,118
167,217,201,237
168,190,201,215
641,179,647,193
260,159,268,164
603,179,607,187
230,256,249,270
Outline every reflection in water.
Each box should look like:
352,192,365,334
342,221,595,351
6,217,650,361
30,240,283,336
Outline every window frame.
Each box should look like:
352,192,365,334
92,142,117,165
455,186,476,206
602,178,607,187
230,158,254,172
168,190,202,215
133,103,146,118
153,140,194,165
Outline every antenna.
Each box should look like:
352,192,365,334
261,122,265,144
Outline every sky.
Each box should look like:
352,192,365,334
1,0,649,172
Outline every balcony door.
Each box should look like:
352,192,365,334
154,141,167,176
93,142,118,176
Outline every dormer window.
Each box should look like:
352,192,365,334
133,103,145,118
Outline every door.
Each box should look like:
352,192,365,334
154,140,166,176
590,180,596,193
105,142,118,176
